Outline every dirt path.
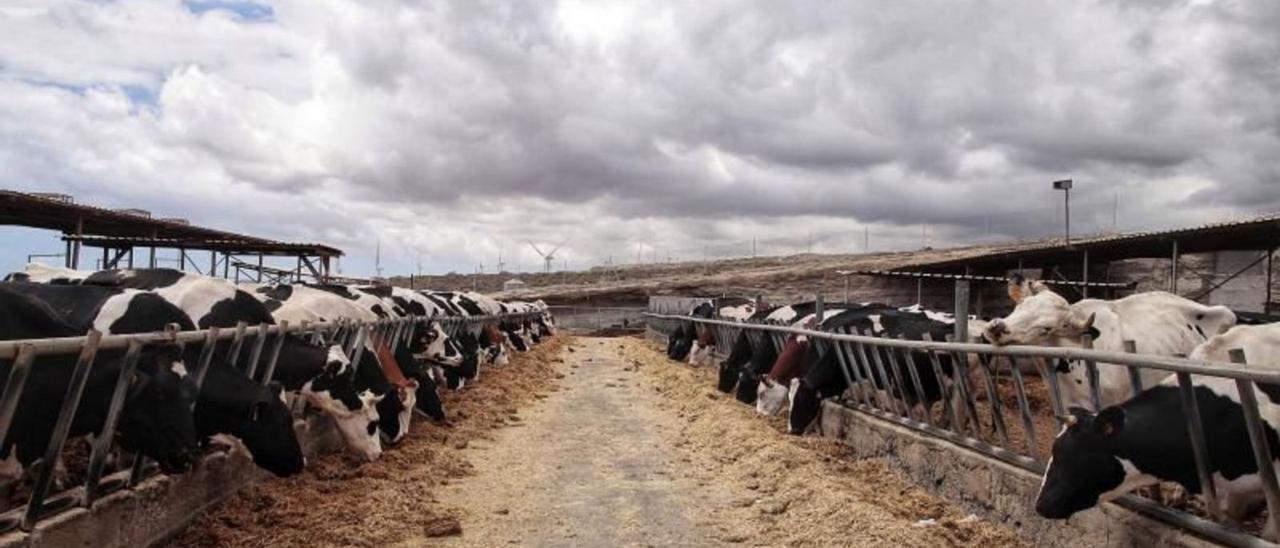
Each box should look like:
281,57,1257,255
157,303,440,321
424,337,1026,548
415,337,711,547
174,335,1026,547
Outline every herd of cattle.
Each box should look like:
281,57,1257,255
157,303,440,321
0,263,555,498
665,275,1280,540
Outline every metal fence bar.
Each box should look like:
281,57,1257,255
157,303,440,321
1124,340,1144,398
921,334,961,432
1230,349,1280,531
974,353,1011,448
1176,371,1221,520
0,344,37,450
895,337,933,427
22,331,101,529
244,326,269,380
1081,334,1104,412
1004,356,1039,456
83,339,144,505
259,320,288,385
226,322,249,370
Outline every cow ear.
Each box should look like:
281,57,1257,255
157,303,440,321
1076,312,1099,339
1007,275,1029,304
1029,280,1049,296
1095,406,1125,438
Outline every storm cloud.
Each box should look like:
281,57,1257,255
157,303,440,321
0,0,1277,275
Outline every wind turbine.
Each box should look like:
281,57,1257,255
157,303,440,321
528,240,566,273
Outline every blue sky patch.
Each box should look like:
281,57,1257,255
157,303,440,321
183,1,275,22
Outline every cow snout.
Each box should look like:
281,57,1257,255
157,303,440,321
984,321,1008,343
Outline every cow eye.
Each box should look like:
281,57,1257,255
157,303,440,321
367,421,378,436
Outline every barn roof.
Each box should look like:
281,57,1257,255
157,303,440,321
0,189,342,257
900,211,1280,272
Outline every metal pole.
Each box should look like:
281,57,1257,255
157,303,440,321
916,278,923,305
953,281,970,342
1176,371,1221,520
1230,349,1280,529
1064,186,1071,245
1267,248,1274,314
72,216,83,269
1171,239,1179,294
843,275,850,303
1082,249,1089,299
83,340,144,505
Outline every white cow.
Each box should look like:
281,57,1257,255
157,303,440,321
984,275,1236,409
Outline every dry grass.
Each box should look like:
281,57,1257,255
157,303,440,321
619,338,1028,547
167,336,566,548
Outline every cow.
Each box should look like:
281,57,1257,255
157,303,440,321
0,286,200,483
1035,322,1280,542
667,302,715,362
4,263,92,284
984,274,1237,409
785,304,982,434
253,283,426,440
687,298,755,366
722,303,818,405
756,303,872,416
7,282,305,477
82,269,383,461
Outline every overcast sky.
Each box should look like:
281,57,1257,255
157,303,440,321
1,0,1277,277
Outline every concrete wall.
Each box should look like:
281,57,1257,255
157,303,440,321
818,401,1225,548
0,414,345,548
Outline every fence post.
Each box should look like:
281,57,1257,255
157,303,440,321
23,332,101,529
260,321,289,385
1175,371,1221,520
83,340,145,505
1123,340,1143,398
1230,349,1280,530
953,281,970,342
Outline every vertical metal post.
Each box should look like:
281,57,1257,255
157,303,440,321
896,337,933,427
1230,349,1280,529
149,246,156,268
1005,355,1038,456
1082,249,1090,298
1175,371,1220,519
191,327,220,392
1123,340,1143,398
258,254,265,283
23,332,101,529
975,353,1011,447
226,322,249,369
1081,334,1103,412
843,275,850,303
1267,248,1274,315
916,278,923,305
0,345,38,453
1171,239,1180,294
347,325,368,373
244,325,270,379
953,281,970,342
255,322,288,384
71,216,83,269
179,248,186,271
84,340,144,505
814,294,824,323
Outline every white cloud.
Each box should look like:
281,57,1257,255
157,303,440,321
0,0,1276,276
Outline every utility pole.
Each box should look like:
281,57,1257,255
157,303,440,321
1053,179,1073,245
375,239,383,279
863,227,869,253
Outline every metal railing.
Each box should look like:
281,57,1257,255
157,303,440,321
646,288,1280,548
0,310,545,534
545,306,646,331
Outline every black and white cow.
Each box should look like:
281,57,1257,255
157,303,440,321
4,263,92,284
1036,322,1280,541
0,286,200,481
83,270,383,461
686,298,755,366
785,304,980,434
722,303,817,405
985,274,1237,409
249,282,425,441
668,302,716,362
9,282,305,477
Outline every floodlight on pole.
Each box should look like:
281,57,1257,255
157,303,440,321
1053,179,1073,245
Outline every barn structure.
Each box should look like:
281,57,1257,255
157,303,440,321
0,189,343,282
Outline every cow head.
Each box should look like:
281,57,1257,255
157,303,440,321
756,377,790,416
117,343,200,474
414,322,464,368
716,359,739,393
238,382,305,477
787,378,821,435
375,382,416,444
1035,406,1146,519
415,374,446,422
301,345,383,461
984,275,1097,346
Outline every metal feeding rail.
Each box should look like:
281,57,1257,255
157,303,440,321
0,310,544,535
646,284,1280,548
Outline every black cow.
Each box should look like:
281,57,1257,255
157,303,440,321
1036,385,1280,541
0,286,199,476
8,283,305,477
